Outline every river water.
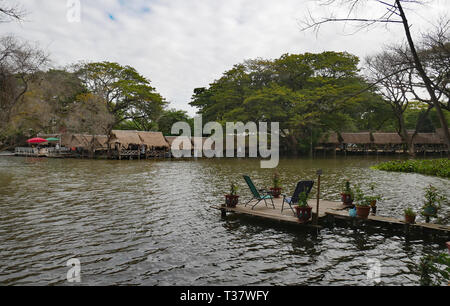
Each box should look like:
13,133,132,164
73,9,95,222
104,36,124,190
0,155,448,285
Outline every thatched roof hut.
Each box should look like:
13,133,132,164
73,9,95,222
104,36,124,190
61,134,109,150
165,136,192,150
372,133,403,144
318,132,340,144
341,133,371,144
109,130,142,148
436,128,450,141
413,133,443,144
138,131,169,149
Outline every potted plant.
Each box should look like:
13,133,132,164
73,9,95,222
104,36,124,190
404,207,417,224
270,171,282,198
225,182,239,207
295,191,312,222
354,187,371,219
367,183,382,214
421,185,443,219
341,180,354,206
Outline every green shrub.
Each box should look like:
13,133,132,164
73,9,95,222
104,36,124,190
373,159,450,178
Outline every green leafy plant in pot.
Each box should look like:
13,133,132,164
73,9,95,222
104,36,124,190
270,171,282,198
366,183,382,215
404,207,417,224
225,182,239,207
421,185,444,221
341,180,354,206
295,191,312,222
354,186,371,219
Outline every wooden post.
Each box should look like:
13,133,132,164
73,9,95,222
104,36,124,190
315,169,322,225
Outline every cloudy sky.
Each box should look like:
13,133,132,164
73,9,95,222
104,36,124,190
2,0,449,115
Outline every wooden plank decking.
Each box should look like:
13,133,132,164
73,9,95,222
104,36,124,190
212,197,450,236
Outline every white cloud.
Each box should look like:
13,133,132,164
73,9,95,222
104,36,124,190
2,0,449,116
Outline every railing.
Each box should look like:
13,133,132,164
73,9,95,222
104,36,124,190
15,147,38,155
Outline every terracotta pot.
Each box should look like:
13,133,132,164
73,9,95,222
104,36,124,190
341,193,353,206
423,206,437,217
404,214,416,224
225,195,239,207
295,206,312,222
356,205,371,219
270,187,282,198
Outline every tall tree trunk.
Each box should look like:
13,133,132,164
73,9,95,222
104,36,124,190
396,0,450,152
398,114,415,156
287,134,299,156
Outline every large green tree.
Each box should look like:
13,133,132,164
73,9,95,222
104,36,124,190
190,51,387,155
76,61,166,133
157,109,193,136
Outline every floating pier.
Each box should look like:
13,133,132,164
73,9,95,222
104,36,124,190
212,198,450,237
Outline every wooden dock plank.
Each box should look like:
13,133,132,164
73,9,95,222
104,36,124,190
213,197,450,235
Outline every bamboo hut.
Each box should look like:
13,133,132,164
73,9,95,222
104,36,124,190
137,131,170,158
165,136,193,157
108,130,143,159
316,130,448,154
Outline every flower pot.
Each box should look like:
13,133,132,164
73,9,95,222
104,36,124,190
270,187,282,198
341,193,353,206
356,205,371,219
225,195,239,207
404,214,416,224
423,206,437,217
446,242,450,255
295,206,312,222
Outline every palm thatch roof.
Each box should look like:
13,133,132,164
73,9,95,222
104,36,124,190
318,133,340,144
341,133,371,144
372,133,403,144
165,136,192,150
61,134,109,150
413,133,443,144
436,128,450,140
138,131,169,148
109,130,142,148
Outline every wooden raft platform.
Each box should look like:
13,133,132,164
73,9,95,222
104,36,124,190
211,198,450,237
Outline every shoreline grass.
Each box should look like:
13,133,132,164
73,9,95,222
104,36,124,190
372,158,450,178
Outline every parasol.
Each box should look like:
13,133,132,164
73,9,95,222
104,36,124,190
26,138,48,144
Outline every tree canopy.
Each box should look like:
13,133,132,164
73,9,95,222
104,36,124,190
190,51,390,154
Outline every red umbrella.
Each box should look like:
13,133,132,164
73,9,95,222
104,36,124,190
27,137,48,144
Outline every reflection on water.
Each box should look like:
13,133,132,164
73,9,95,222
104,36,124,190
0,156,448,285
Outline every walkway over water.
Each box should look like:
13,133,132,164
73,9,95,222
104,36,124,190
212,198,450,236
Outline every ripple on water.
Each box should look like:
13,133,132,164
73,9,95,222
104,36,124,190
0,156,448,285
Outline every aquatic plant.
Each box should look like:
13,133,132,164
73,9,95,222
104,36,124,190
418,253,450,286
372,159,450,178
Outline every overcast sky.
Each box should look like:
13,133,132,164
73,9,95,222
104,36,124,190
2,0,449,115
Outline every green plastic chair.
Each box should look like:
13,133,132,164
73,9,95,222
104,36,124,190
243,175,275,210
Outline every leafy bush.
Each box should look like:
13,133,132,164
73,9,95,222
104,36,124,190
372,159,450,178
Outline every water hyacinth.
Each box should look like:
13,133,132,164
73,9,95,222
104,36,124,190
372,159,450,178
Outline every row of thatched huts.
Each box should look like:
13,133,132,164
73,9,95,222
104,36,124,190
317,129,449,153
34,131,260,159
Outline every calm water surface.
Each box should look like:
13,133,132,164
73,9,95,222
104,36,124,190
0,155,449,285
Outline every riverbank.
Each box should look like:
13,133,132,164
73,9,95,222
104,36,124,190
372,158,450,178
